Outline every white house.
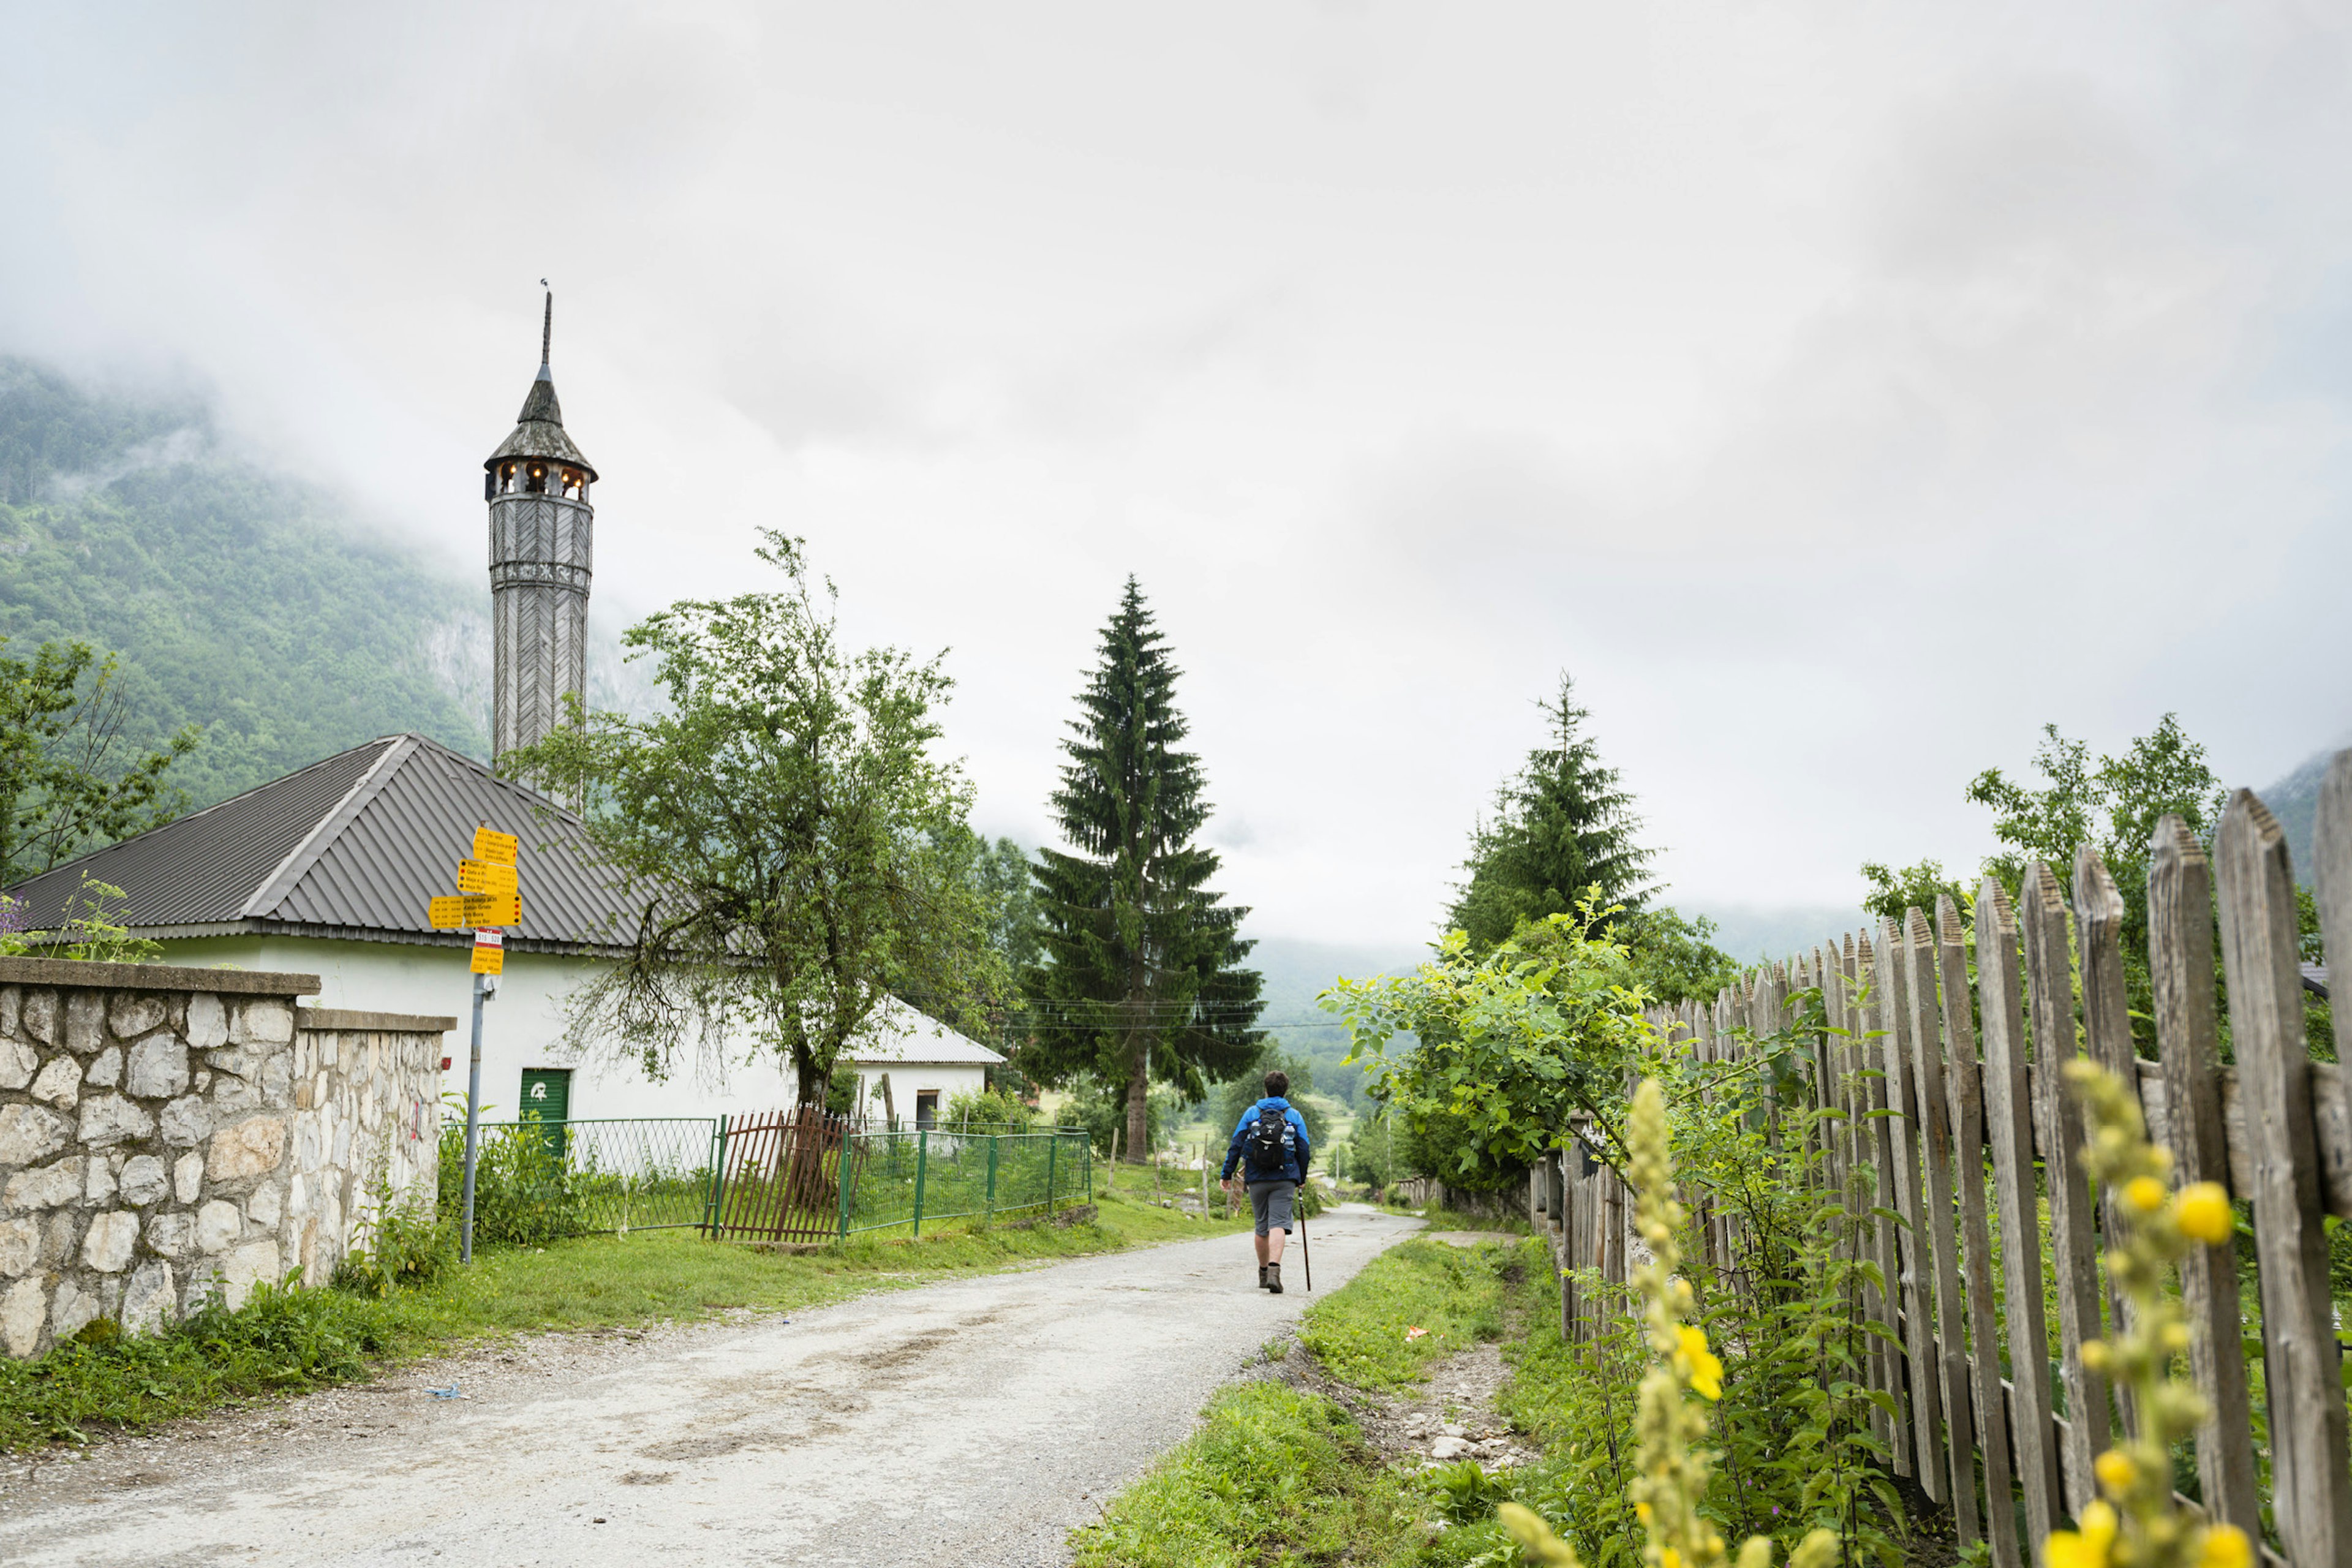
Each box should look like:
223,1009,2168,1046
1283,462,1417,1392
6,732,1000,1132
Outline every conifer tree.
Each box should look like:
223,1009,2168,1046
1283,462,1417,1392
1448,673,1653,948
1022,581,1264,1156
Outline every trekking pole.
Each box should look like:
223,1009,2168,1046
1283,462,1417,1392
1298,1200,1312,1292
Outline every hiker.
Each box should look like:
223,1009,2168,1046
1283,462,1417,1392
1220,1069,1311,1294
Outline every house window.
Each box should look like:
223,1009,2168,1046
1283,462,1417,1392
915,1091,939,1130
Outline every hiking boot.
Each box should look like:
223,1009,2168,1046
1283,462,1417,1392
1256,1262,1268,1289
1265,1262,1283,1295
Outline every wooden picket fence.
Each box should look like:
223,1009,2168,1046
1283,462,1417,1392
1532,762,2352,1568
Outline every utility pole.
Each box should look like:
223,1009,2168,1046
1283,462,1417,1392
460,967,497,1263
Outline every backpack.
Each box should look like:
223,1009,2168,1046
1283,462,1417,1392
1242,1104,1297,1178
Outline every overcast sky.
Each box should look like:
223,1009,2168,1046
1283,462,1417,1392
4,3,2349,951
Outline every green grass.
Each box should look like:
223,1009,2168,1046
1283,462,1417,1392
1296,1237,1513,1390
1070,1232,1541,1567
0,1190,1243,1452
1069,1382,1434,1568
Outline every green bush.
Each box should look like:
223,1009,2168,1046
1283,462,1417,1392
943,1085,1039,1129
333,1180,455,1297
438,1120,589,1246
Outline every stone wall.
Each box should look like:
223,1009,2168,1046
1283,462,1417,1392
0,959,452,1359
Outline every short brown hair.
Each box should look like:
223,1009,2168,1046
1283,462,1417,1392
1263,1069,1289,1098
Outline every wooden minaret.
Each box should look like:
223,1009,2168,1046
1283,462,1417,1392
483,291,596,771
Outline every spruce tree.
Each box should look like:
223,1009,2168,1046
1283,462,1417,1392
1447,674,1653,948
1022,580,1264,1156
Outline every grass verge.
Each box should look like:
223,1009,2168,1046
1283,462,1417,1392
1071,1232,1544,1568
1297,1237,1511,1389
0,1189,1243,1452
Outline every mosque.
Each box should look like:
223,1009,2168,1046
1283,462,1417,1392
6,299,999,1130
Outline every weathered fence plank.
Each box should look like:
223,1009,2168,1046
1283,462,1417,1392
1899,910,1974,1542
2147,815,2259,1536
1934,895,2018,1568
1882,921,1938,1504
2021,860,2111,1513
2073,846,2140,1435
2217,788,2352,1568
1977,878,2067,1548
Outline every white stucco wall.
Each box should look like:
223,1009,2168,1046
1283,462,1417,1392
154,936,799,1127
842,1063,990,1126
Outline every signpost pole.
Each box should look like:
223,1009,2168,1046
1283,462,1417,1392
460,970,492,1263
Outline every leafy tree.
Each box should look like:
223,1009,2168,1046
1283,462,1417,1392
1967,715,2225,904
0,636,197,883
1858,858,1968,928
505,532,1001,1105
1325,905,1654,1190
1616,906,1740,1006
1213,1049,1330,1152
1021,580,1265,1156
1448,674,1652,949
952,830,1043,979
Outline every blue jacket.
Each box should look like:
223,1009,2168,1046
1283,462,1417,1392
1223,1096,1311,1183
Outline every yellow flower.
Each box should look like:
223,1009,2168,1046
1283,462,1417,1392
2177,1183,2233,1245
2199,1525,2252,1568
2081,1340,2110,1373
2094,1450,2136,1496
1498,1503,1583,1567
1662,1550,1684,1568
1635,1502,1653,1525
1678,1325,1724,1401
2125,1175,2168,1214
2048,1504,2119,1568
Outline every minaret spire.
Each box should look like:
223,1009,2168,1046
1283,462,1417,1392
540,282,552,373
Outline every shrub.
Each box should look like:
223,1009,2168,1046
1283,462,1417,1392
333,1178,454,1297
438,1119,588,1246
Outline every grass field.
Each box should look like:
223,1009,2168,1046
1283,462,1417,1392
0,1190,1247,1452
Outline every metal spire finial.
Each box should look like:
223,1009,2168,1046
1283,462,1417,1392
540,282,552,368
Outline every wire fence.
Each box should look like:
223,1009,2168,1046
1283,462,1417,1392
838,1126,1091,1238
440,1116,720,1241
444,1114,1094,1246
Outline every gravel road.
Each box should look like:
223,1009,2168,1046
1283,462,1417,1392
0,1204,1423,1567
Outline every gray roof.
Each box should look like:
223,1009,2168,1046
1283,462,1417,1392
7,734,633,955
842,1000,1008,1067
484,364,598,481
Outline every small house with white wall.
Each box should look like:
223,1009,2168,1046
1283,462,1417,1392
841,1012,1006,1129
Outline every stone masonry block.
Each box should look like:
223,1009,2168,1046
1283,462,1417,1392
84,1045,120,1088
0,1036,33,1091
126,1035,189,1099
173,1150,203,1203
146,1210,195,1259
4,1158,84,1212
0,1103,69,1166
230,1001,294,1046
1,1278,42,1357
247,1182,282,1229
108,994,167,1039
118,1154,168,1206
85,1156,115,1203
50,1278,99,1342
20,989,55,1046
81,1210,138,1272
123,1259,175,1335
64,992,105,1054
185,993,227,1050
28,1055,78,1109
196,1200,241,1254
160,1095,211,1148
0,1217,35,1276
206,1115,286,1183
75,1093,154,1148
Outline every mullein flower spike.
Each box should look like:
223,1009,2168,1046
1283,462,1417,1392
2043,1061,2252,1568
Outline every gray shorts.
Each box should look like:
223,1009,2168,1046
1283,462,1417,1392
1247,1180,1296,1236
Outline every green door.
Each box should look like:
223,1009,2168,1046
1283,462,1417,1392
520,1069,572,1160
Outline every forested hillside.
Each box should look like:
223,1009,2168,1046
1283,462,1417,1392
0,358,494,812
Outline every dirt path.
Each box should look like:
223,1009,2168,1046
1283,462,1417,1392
0,1205,1422,1567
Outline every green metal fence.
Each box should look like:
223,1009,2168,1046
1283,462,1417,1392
442,1116,721,1239
835,1126,1091,1238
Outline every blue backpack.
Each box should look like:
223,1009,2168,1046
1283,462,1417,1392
1243,1104,1297,1178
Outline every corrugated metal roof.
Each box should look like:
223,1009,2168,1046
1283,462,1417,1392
484,366,597,480
7,734,635,954
843,999,1006,1066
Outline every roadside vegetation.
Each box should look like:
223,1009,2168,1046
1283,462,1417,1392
0,1188,1241,1452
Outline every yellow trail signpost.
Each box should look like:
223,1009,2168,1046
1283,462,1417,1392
434,822,520,1265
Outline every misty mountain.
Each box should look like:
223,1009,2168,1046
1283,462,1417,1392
0,358,656,827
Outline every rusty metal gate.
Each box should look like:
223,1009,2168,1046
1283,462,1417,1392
703,1107,853,1242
